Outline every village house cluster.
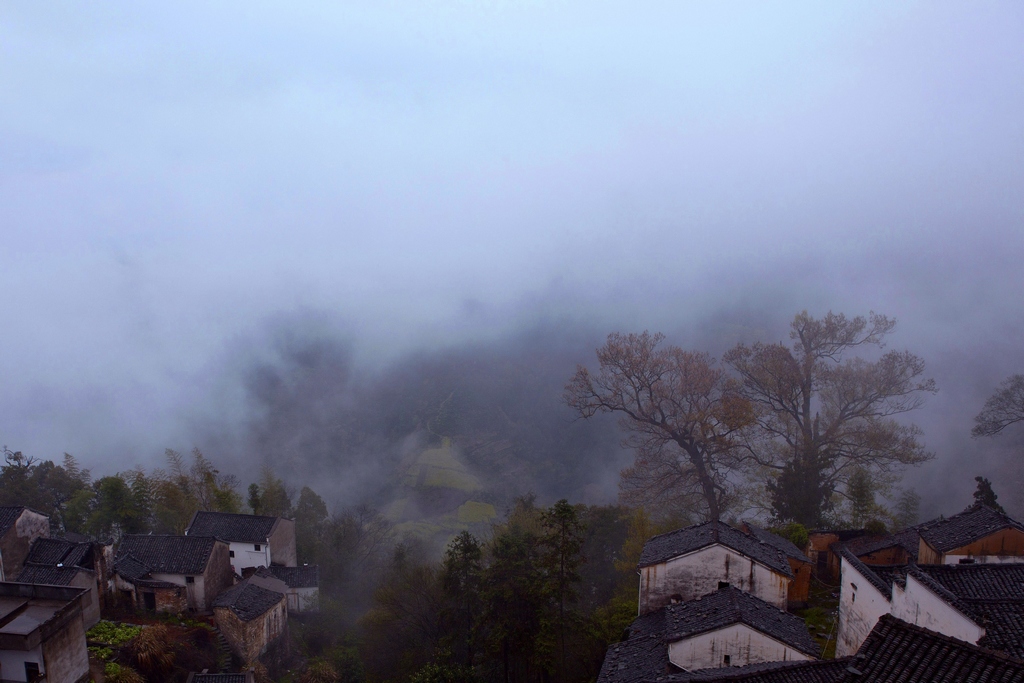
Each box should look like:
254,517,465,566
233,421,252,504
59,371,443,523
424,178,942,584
598,503,1024,682
0,505,319,683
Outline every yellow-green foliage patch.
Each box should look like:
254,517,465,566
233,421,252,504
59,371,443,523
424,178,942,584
458,501,497,524
402,447,481,492
87,620,142,646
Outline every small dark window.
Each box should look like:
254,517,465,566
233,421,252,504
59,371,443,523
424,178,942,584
254,544,262,551
186,576,195,584
723,655,731,666
143,592,156,610
229,550,235,558
959,558,976,565
669,594,683,604
718,581,730,590
25,662,41,682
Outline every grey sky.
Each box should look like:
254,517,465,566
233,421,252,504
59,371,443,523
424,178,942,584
2,2,1023,512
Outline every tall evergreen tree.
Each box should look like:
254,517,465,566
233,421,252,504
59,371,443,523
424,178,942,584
973,476,1004,513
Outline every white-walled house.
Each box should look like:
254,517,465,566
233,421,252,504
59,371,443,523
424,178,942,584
837,545,1024,659
638,522,793,614
597,586,818,680
113,535,234,613
186,512,296,574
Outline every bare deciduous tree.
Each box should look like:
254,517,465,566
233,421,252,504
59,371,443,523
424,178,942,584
724,311,935,526
564,332,753,522
973,374,1024,437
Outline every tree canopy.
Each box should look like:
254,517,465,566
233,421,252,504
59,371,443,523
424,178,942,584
973,374,1024,438
724,311,935,526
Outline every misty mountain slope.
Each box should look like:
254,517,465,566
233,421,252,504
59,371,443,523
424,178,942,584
230,323,629,523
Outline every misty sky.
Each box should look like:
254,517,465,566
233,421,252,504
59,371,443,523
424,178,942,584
3,2,1024,513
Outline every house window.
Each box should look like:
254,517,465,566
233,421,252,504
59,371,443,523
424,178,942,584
25,662,41,682
229,551,235,558
254,544,262,551
723,655,731,666
186,576,195,584
718,581,730,590
959,558,976,564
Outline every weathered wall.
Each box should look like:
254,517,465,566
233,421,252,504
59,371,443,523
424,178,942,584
202,541,235,611
836,557,891,657
229,541,271,574
0,644,44,683
787,560,812,607
920,528,1024,565
40,610,89,683
269,520,296,568
859,546,911,566
69,570,100,628
639,545,789,615
667,624,814,672
891,574,984,644
215,596,287,664
0,510,50,581
292,587,318,613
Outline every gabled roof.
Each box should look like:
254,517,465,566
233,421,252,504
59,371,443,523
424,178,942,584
914,562,1024,600
917,504,1024,554
187,511,280,543
0,506,26,535
25,537,91,568
640,522,793,577
910,564,1024,659
16,564,90,586
836,614,1024,682
257,565,319,588
842,528,920,561
597,604,830,683
116,535,218,575
663,587,818,657
187,674,254,683
665,660,849,682
213,580,284,621
597,608,678,683
742,524,812,564
833,545,898,599
113,553,152,582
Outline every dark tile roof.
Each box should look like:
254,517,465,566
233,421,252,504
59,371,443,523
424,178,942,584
836,614,1024,682
187,511,279,543
25,537,91,568
116,535,218,575
16,564,88,586
842,528,920,561
597,604,829,683
188,675,252,683
663,587,818,657
743,524,812,564
917,504,1024,554
113,553,152,582
597,609,675,683
213,580,284,621
915,562,1024,600
665,660,850,682
640,522,793,577
910,564,1024,659
261,565,319,588
0,506,25,535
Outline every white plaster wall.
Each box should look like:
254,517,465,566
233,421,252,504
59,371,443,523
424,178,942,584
228,541,271,573
891,575,984,644
0,644,43,683
640,544,789,614
943,554,1024,565
667,623,813,672
836,557,891,657
293,587,319,612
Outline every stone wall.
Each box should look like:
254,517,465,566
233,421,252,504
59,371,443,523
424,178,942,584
215,596,288,665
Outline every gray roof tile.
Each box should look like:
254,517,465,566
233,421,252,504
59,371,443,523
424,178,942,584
213,580,284,621
187,511,279,543
640,522,793,577
116,535,218,575
917,504,1024,554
